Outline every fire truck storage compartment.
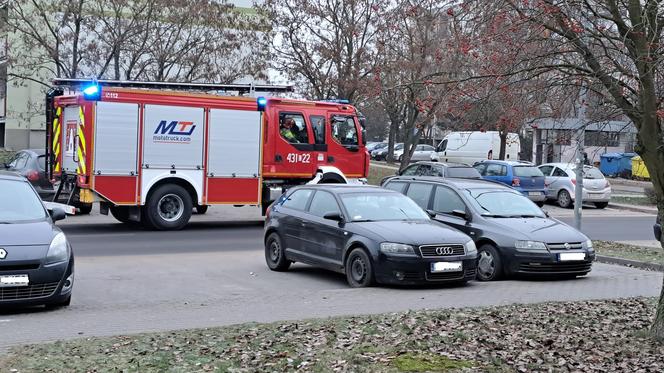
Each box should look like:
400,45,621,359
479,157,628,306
142,104,205,205
61,106,81,173
206,109,262,204
93,102,140,204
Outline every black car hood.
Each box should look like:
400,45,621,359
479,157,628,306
489,217,586,243
354,220,470,245
0,220,59,246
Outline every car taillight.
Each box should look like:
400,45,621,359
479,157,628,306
512,177,521,187
26,170,39,181
605,180,610,188
571,179,576,185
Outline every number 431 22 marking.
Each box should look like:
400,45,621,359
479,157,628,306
286,153,311,163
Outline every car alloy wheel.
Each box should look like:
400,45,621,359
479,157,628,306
477,244,503,281
558,190,572,208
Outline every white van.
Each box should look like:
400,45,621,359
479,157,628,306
431,131,520,165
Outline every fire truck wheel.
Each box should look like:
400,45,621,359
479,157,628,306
144,184,193,231
110,206,132,224
195,205,208,214
77,203,93,215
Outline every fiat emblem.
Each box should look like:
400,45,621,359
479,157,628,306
0,248,6,260
564,243,571,250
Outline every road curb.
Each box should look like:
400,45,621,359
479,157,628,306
595,255,664,272
608,202,657,214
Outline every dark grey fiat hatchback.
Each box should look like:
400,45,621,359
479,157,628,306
264,185,477,287
0,171,74,308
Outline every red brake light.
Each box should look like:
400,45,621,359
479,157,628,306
26,170,39,181
571,179,576,185
512,177,521,187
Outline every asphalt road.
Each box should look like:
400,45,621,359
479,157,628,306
0,205,660,349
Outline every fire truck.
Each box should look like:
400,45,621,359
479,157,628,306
45,79,369,230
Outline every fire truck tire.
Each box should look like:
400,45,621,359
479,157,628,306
110,206,132,224
77,203,93,215
318,172,346,184
144,184,193,231
195,205,208,214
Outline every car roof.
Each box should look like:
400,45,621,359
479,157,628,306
0,170,28,181
479,160,534,166
387,176,513,190
413,161,471,168
291,184,395,194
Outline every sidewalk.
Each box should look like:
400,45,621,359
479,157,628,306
608,201,657,214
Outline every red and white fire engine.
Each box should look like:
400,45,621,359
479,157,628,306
45,79,369,230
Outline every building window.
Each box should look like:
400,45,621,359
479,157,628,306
585,131,620,147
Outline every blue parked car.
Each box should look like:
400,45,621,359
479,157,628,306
474,161,547,206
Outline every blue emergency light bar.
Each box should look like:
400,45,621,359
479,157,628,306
319,98,350,104
257,96,267,111
82,84,102,100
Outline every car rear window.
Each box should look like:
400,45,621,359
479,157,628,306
447,167,481,179
0,179,48,222
513,166,544,177
583,167,605,179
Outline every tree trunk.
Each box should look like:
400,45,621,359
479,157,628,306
386,120,397,163
498,130,508,160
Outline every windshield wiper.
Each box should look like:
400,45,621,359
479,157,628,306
480,214,512,218
352,219,375,222
0,222,13,224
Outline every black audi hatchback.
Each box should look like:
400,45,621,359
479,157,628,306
264,185,477,287
383,176,595,281
0,171,74,308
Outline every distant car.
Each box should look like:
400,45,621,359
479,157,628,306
366,142,386,152
393,144,436,162
3,149,55,198
373,143,403,161
655,215,661,241
383,176,595,281
0,171,74,308
474,160,547,206
538,163,611,208
264,185,478,287
431,131,520,165
379,161,481,186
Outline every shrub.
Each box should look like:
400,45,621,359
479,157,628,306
645,185,658,204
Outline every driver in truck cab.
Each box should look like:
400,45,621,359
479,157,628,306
280,118,300,143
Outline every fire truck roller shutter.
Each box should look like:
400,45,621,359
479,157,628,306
206,109,262,204
61,106,81,173
92,102,140,205
141,105,204,230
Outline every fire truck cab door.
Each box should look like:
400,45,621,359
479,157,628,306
274,112,319,176
325,114,364,178
61,106,81,173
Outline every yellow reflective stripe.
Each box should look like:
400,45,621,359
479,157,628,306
52,123,61,152
79,107,85,127
77,126,86,154
54,163,60,172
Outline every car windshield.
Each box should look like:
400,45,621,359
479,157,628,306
340,192,429,222
447,167,481,179
513,166,543,177
464,189,545,218
394,144,404,150
0,179,48,222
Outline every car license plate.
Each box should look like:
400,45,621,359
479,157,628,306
0,274,29,287
559,252,586,262
528,192,541,196
431,261,462,273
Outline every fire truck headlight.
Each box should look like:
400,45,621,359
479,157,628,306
257,96,267,111
82,84,101,101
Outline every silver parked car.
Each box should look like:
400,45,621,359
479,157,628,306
394,144,437,162
538,163,612,209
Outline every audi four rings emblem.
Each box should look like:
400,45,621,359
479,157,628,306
435,247,454,255
0,248,6,260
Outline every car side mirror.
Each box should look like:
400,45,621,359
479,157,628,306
323,212,344,223
452,209,471,221
426,209,437,218
49,208,66,222
2,162,8,169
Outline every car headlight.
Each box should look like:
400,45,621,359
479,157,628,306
583,239,594,251
515,240,547,250
46,232,70,264
380,242,416,256
464,240,477,255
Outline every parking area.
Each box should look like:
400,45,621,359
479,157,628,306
0,205,660,349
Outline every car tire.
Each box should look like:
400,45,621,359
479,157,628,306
46,295,71,309
345,248,375,288
77,203,92,215
143,184,193,231
265,233,291,271
110,206,132,224
196,205,209,214
398,155,403,162
557,189,573,208
594,202,608,209
476,244,503,281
